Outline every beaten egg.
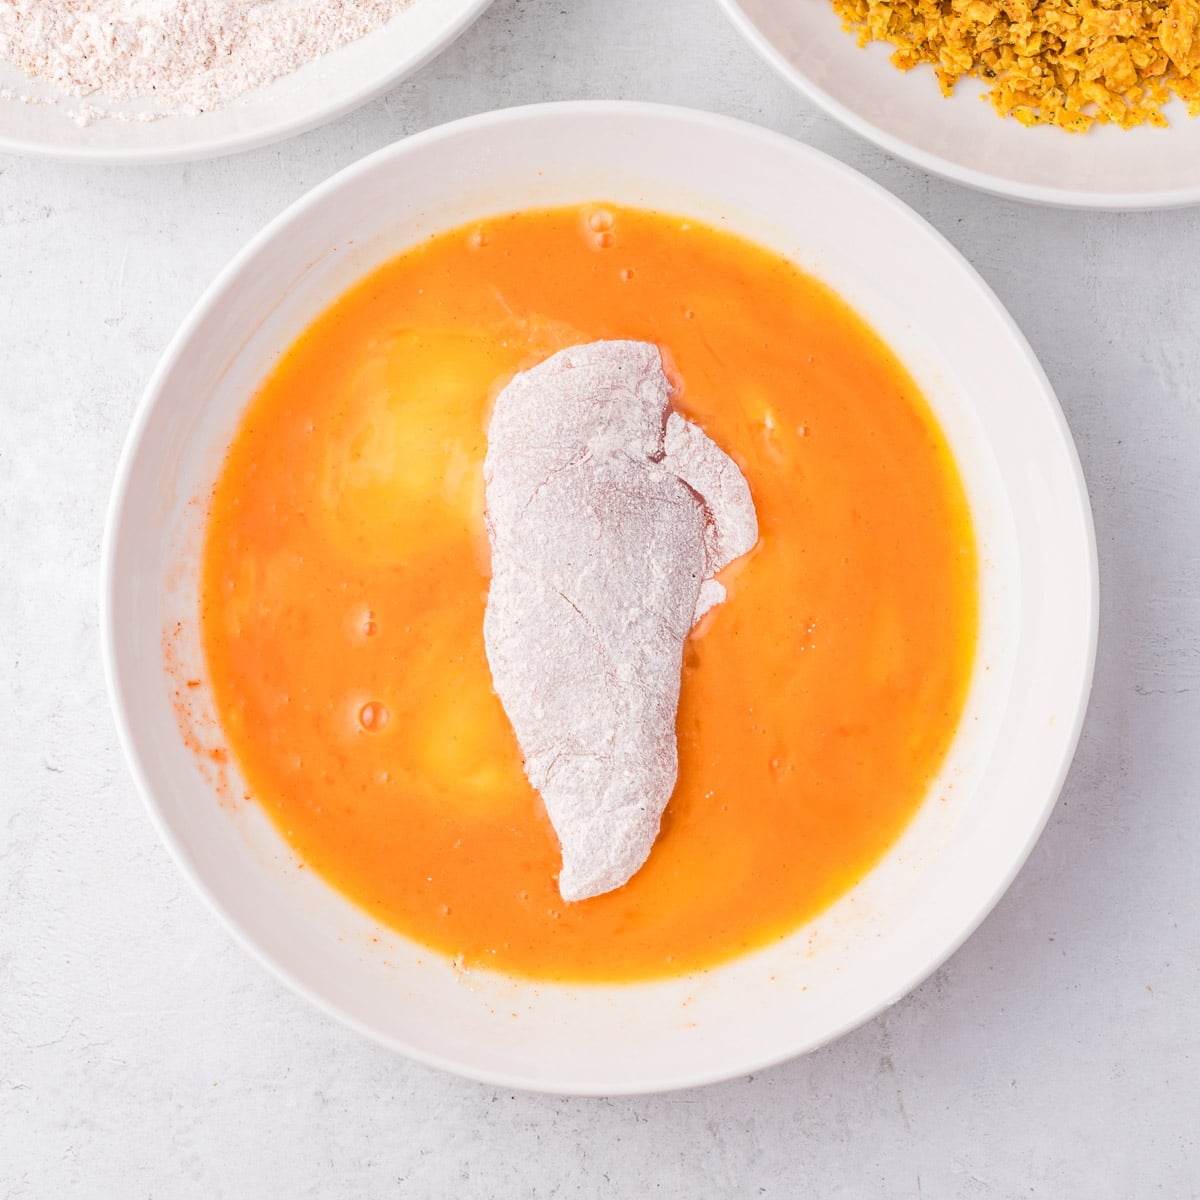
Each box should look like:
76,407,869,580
197,204,978,982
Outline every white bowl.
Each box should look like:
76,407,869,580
102,101,1097,1094
717,0,1200,208
0,0,492,164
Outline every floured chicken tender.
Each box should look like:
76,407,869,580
483,340,758,902
833,0,1200,131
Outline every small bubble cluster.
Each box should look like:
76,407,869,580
587,209,615,250
358,701,389,732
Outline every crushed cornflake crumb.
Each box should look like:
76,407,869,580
832,0,1200,130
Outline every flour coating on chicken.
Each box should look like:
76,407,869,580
482,340,758,901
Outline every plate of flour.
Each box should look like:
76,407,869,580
0,0,494,162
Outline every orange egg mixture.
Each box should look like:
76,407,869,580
199,205,977,982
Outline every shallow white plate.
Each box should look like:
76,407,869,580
718,0,1200,208
0,0,492,164
103,102,1097,1094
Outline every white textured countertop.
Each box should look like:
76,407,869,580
2,0,1199,1194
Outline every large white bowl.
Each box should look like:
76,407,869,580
102,102,1097,1094
718,0,1200,208
0,0,491,164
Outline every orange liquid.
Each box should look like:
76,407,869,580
199,205,977,982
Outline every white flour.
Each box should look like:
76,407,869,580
483,340,758,902
0,0,413,120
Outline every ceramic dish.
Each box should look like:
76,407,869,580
717,0,1200,209
102,101,1097,1094
0,0,492,164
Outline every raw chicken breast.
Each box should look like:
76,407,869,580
483,340,757,901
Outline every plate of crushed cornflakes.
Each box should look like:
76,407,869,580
718,0,1200,207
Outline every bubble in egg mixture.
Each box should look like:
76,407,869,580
358,701,389,732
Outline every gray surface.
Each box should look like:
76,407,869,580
2,0,1199,1194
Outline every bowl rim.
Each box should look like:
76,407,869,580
714,0,1200,211
101,100,1099,1094
0,0,494,166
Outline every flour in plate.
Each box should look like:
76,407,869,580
0,0,413,121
